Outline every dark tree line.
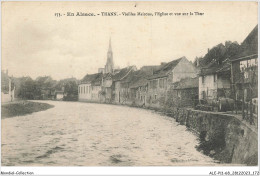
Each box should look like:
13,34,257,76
14,76,79,101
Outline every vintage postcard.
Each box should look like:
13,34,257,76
1,1,258,175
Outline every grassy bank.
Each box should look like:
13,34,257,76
1,101,54,119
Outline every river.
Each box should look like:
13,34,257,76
1,101,217,166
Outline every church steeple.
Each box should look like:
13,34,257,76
108,37,112,52
105,37,114,74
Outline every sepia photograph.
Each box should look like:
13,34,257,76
1,1,259,175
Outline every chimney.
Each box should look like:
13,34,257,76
161,62,166,65
208,48,210,53
6,69,8,75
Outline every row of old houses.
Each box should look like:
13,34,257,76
78,25,258,117
78,49,199,108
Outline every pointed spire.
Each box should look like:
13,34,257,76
108,37,112,52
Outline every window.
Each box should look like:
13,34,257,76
214,74,217,82
152,80,158,89
159,78,166,89
159,79,163,88
177,91,181,98
202,91,206,99
202,76,205,84
154,94,157,100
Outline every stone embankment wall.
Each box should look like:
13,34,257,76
79,99,258,165
165,107,258,165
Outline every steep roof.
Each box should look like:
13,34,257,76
81,73,102,85
120,70,139,83
140,65,161,72
172,77,199,89
147,57,185,80
103,73,112,80
129,65,160,88
231,25,258,61
199,59,230,76
92,73,103,86
112,66,136,81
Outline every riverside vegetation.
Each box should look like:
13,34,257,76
1,101,54,119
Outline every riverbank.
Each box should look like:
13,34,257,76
78,100,258,166
1,101,54,119
2,100,218,166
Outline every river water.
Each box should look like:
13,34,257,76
2,101,217,166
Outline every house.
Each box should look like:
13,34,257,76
53,77,79,101
1,70,15,102
54,86,64,100
198,59,231,104
91,73,103,101
79,38,115,103
170,77,199,107
230,25,258,117
55,90,64,100
147,56,198,107
129,66,160,106
119,69,140,105
100,73,113,103
112,66,137,103
78,73,102,101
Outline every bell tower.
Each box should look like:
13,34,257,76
105,37,114,73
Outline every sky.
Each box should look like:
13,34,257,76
2,1,258,80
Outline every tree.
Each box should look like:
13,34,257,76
194,41,240,68
16,77,36,99
63,81,78,101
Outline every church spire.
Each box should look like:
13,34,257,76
105,37,114,74
108,37,112,52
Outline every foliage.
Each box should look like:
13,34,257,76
1,101,54,118
194,41,240,68
63,81,78,101
14,76,79,101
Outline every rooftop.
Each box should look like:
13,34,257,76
112,66,136,81
231,25,258,61
81,73,103,85
147,57,186,80
199,59,230,76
